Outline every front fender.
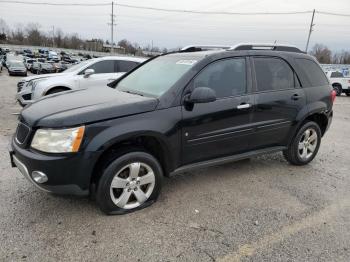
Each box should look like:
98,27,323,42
84,107,181,172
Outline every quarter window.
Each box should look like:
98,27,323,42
193,58,246,98
295,58,329,87
254,57,294,91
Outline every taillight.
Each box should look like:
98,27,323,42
331,90,337,103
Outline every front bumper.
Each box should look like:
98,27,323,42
9,70,27,76
9,138,98,196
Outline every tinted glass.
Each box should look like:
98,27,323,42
86,60,114,74
117,56,196,97
296,58,329,87
254,57,294,91
193,58,246,98
330,71,343,78
117,60,139,72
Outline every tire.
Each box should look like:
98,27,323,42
45,88,68,95
346,92,350,97
96,151,163,215
333,84,342,96
283,121,321,166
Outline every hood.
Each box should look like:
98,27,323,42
21,72,69,82
21,87,158,127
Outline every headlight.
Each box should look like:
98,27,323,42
31,126,85,153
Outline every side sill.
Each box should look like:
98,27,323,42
170,146,286,175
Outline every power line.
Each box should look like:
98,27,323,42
116,3,313,15
316,11,350,17
0,0,109,6
1,0,350,17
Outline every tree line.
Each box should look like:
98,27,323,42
309,44,350,64
0,18,167,55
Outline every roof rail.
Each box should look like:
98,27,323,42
229,43,304,53
180,45,231,52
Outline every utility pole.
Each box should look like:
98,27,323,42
108,1,116,54
52,25,55,48
305,9,315,53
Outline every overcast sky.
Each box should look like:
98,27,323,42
1,0,349,51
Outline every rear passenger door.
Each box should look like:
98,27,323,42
250,56,306,149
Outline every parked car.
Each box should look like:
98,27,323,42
31,62,42,74
7,61,27,76
39,62,56,74
325,71,350,96
24,58,36,70
9,44,335,214
16,56,145,106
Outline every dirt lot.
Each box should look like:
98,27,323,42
0,69,349,262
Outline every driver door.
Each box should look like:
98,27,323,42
181,57,255,165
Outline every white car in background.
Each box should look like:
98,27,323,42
16,56,146,106
325,71,350,96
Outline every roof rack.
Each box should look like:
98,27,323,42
229,43,304,53
180,45,231,52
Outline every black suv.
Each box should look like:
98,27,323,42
9,44,335,214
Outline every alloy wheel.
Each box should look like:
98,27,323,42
298,128,318,161
109,162,155,209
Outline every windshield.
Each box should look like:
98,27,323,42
64,60,90,73
10,61,24,67
116,56,198,97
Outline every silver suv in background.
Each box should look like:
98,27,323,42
16,56,146,106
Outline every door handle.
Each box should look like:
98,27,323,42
291,94,300,100
237,103,251,109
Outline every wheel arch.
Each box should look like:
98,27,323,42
89,132,173,189
43,85,72,96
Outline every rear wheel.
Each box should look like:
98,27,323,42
96,151,163,215
283,121,321,165
333,84,342,96
346,92,350,97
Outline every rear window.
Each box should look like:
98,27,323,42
295,58,329,87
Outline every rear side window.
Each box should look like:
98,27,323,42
254,57,294,91
193,58,246,98
295,58,329,87
117,60,139,72
86,60,115,74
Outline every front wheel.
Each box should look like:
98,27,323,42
346,92,350,97
96,151,163,215
283,121,321,165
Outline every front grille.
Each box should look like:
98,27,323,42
15,122,31,144
17,81,25,92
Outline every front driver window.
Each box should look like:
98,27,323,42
85,60,114,74
193,58,246,98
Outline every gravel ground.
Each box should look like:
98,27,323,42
0,69,349,262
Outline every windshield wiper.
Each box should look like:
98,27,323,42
122,90,144,96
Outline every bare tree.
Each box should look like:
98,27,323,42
310,44,332,64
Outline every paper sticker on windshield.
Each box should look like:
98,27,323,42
176,60,197,65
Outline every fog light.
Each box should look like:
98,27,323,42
31,171,48,183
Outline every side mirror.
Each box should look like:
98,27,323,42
84,68,95,78
186,87,216,104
